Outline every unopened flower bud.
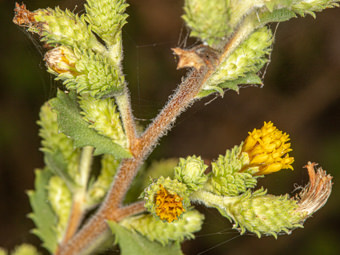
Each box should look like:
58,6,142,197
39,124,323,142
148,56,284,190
44,46,78,76
174,156,208,192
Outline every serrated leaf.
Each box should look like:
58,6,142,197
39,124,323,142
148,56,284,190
27,169,58,253
50,90,131,158
108,221,183,255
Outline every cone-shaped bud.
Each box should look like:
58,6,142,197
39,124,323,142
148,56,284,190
203,27,272,93
44,46,78,77
85,0,128,45
242,121,294,175
292,0,339,18
11,244,41,255
44,47,124,98
79,96,128,148
174,156,208,192
182,0,231,47
120,210,204,245
38,102,80,181
206,145,259,196
19,6,100,50
216,162,332,238
87,154,120,206
142,177,190,223
47,176,72,241
225,188,303,238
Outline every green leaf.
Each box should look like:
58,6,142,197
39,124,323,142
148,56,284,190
197,73,262,98
50,90,131,158
108,221,183,255
44,151,75,188
258,8,297,25
27,169,58,253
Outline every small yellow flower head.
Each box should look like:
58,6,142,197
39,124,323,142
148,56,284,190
242,121,294,175
155,185,185,223
142,176,190,223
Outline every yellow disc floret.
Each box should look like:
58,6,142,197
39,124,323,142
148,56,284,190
242,121,294,175
155,185,185,223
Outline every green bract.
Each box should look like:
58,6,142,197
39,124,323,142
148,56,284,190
200,27,272,96
224,189,304,238
85,0,128,46
174,156,208,192
120,210,204,245
33,8,102,51
205,145,259,196
292,0,340,17
182,0,230,47
47,176,72,241
79,96,128,148
45,46,124,98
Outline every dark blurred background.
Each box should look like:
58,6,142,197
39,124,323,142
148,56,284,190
1,0,339,254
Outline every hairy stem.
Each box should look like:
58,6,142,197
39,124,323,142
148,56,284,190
58,17,257,255
115,87,138,146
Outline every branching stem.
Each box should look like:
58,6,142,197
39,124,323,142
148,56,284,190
57,17,256,255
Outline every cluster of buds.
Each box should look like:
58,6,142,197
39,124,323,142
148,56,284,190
141,122,332,240
13,3,125,99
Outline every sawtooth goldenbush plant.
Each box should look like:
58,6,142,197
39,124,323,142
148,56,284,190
6,0,336,254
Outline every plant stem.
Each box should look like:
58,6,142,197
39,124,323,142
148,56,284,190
57,17,257,255
115,88,138,146
60,146,94,245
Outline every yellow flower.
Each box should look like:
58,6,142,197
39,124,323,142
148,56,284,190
155,185,185,223
242,121,294,175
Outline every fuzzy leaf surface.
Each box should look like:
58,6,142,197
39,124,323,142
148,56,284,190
27,169,58,253
108,221,183,255
50,90,131,157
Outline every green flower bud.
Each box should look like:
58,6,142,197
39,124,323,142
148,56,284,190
120,210,204,245
205,144,259,196
44,47,124,98
225,189,303,238
44,46,78,77
87,154,120,206
11,244,41,255
33,7,102,51
174,156,208,191
182,0,231,47
292,0,339,18
47,176,72,241
38,102,80,181
79,96,128,148
142,176,190,223
193,162,333,238
202,27,272,93
85,0,129,46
